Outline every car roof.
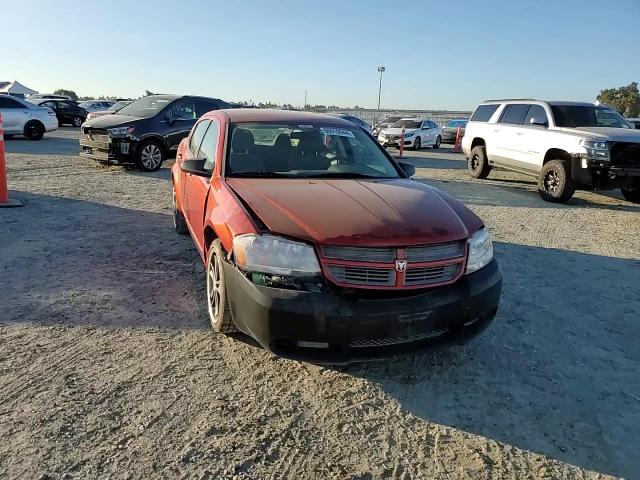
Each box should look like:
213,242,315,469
217,108,356,127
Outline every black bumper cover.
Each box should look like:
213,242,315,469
224,259,503,364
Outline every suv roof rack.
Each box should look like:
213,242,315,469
483,98,536,102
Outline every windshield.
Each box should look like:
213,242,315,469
109,101,131,111
551,105,631,129
381,116,402,124
390,119,421,129
116,97,172,118
226,123,400,179
446,120,467,128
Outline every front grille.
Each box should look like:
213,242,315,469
349,329,448,348
406,242,465,262
327,265,395,286
321,246,395,262
404,264,461,286
610,142,640,167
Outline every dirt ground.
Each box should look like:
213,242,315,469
1,128,638,480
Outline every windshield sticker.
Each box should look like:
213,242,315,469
320,127,355,138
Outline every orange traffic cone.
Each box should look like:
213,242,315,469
0,113,23,208
452,127,463,153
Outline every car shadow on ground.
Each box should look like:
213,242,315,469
339,242,639,478
0,191,209,330
4,134,80,156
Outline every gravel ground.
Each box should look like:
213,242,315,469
1,128,638,480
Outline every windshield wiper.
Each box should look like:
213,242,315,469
228,171,294,178
303,172,388,179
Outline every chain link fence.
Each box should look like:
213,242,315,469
320,109,472,127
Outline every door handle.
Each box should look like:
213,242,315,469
493,129,500,132
516,132,524,135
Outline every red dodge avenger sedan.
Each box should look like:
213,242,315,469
171,109,502,363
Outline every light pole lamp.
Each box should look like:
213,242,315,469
377,66,386,111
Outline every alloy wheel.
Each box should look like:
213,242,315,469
544,169,560,194
207,252,222,320
141,144,162,169
470,154,480,171
73,117,83,127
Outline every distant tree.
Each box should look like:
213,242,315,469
597,82,640,117
144,90,155,96
53,89,78,101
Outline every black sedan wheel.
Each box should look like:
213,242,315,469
72,116,84,127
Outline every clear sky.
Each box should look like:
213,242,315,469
2,0,638,110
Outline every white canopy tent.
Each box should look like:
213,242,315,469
0,81,38,98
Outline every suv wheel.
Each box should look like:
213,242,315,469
620,187,640,204
413,136,421,151
206,239,237,333
172,185,189,234
24,121,45,141
433,135,441,149
468,146,491,179
72,116,83,127
538,159,575,203
136,140,164,171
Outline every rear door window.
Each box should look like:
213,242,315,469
0,97,25,108
470,104,499,122
170,100,196,120
498,104,529,125
195,100,223,117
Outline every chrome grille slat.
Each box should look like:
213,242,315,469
321,246,395,262
406,242,465,262
327,265,395,286
404,264,461,286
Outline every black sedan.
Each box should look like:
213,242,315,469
31,99,87,127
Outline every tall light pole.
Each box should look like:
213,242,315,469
377,66,386,111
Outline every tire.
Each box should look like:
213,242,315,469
206,239,236,333
136,139,164,171
23,121,45,141
467,145,491,179
433,135,441,149
172,185,189,234
72,116,83,127
538,159,575,203
413,136,421,151
621,187,640,204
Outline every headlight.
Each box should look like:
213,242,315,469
580,140,609,161
107,126,135,137
465,229,493,274
233,234,321,277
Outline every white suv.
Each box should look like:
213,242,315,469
0,95,58,140
462,99,640,203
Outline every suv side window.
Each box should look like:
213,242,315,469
470,104,499,122
523,105,548,126
499,104,529,125
189,120,210,155
195,100,222,117
0,97,25,108
200,121,219,171
170,100,196,121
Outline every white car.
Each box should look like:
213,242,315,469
78,100,115,113
462,99,640,203
378,118,442,150
0,95,58,140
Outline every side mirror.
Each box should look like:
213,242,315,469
398,161,415,177
180,159,210,178
529,117,548,127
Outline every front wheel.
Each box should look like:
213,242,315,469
413,136,421,151
621,187,640,204
206,240,236,333
538,159,575,203
467,146,491,179
72,116,83,127
136,140,164,171
433,135,441,149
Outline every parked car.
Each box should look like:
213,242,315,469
78,100,115,113
372,115,403,137
30,99,87,127
626,118,640,129
0,95,58,140
442,119,468,143
327,113,372,133
79,94,230,171
171,109,502,363
378,118,442,150
86,100,132,120
29,93,73,101
462,99,640,203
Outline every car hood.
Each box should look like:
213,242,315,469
82,114,141,128
555,126,640,142
380,127,419,136
226,178,481,246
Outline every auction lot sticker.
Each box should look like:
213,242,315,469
320,127,355,138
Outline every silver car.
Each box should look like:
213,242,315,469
0,95,58,140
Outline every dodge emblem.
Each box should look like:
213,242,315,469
395,260,407,272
